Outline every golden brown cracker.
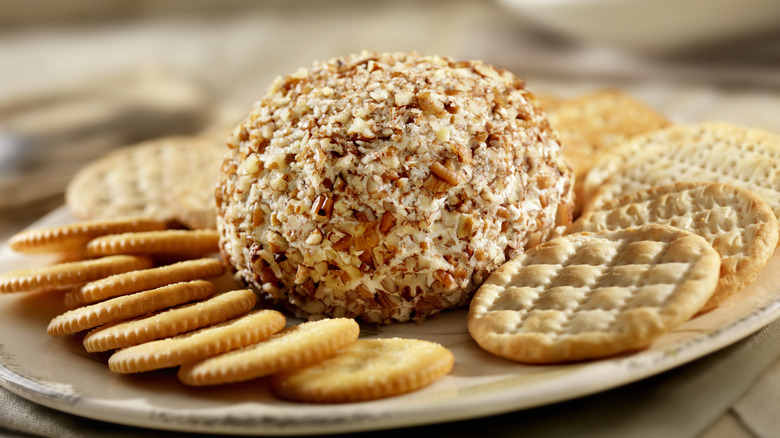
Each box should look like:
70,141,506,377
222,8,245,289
47,280,215,336
177,318,360,386
0,255,153,294
108,309,285,373
270,338,454,403
84,229,219,257
65,257,225,307
548,90,670,210
8,218,167,254
83,289,257,352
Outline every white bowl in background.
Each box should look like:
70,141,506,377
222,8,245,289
498,0,780,54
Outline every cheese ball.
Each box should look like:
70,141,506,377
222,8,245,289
217,52,574,324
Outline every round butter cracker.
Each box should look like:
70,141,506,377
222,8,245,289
83,288,257,352
177,318,359,386
108,309,286,374
47,280,215,336
270,338,454,403
0,255,153,294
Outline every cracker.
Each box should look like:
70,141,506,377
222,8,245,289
84,289,257,353
467,225,720,363
8,218,167,254
47,280,215,336
0,255,153,294
569,182,779,309
66,136,220,228
65,257,225,307
533,92,564,113
177,318,360,386
166,141,224,230
108,309,286,374
84,229,219,257
548,90,669,210
584,123,780,214
270,338,454,403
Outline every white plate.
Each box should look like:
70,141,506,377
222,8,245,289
1,206,780,436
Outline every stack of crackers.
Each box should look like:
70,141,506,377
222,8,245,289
0,215,453,403
2,87,780,405
469,90,780,364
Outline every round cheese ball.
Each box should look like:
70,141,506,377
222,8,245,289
217,52,574,324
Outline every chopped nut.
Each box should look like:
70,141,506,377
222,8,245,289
556,202,572,227
457,214,474,238
332,235,354,251
375,290,397,308
265,230,288,253
370,88,389,102
259,266,279,284
355,222,380,251
394,91,413,106
430,162,461,186
305,229,323,245
416,91,444,115
379,212,396,234
434,269,457,291
219,52,574,324
244,154,261,174
354,210,370,222
314,261,328,277
423,174,451,193
450,142,473,164
294,266,310,285
345,265,362,281
311,194,334,219
252,205,265,226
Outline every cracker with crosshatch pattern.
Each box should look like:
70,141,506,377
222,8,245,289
583,122,780,216
547,89,670,212
66,136,221,229
569,182,778,310
468,225,720,363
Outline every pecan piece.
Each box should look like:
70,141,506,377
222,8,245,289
332,235,354,251
430,162,461,186
311,194,333,219
379,212,396,234
355,221,380,251
434,269,457,291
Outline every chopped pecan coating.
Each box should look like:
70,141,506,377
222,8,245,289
217,51,573,324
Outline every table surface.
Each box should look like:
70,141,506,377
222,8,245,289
1,1,779,437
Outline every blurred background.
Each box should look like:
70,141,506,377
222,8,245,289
1,0,780,237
